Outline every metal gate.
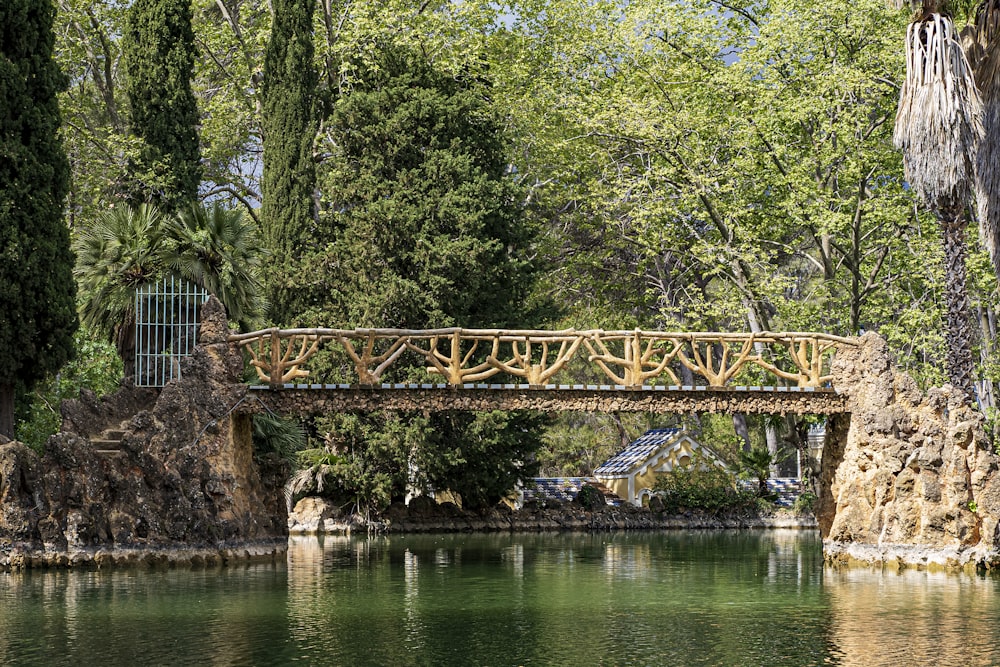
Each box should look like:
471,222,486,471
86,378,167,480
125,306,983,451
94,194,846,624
134,276,209,387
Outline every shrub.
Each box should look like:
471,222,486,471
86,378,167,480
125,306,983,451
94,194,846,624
15,330,122,451
793,491,818,515
575,484,606,510
652,453,754,513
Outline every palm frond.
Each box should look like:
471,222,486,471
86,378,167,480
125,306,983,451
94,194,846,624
163,202,267,330
72,204,166,344
894,13,984,207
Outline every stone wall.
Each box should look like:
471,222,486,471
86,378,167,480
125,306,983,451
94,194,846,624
287,496,817,535
0,298,287,569
246,385,847,416
818,333,1000,570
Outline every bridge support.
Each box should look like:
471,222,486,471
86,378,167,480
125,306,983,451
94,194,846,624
818,333,1000,570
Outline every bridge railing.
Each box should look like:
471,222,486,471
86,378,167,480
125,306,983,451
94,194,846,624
227,328,858,391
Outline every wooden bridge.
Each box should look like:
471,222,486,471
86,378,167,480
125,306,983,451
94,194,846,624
227,328,857,415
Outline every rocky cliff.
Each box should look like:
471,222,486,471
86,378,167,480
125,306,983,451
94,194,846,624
0,298,287,569
818,333,1000,570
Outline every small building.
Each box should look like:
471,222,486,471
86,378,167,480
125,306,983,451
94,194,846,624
594,428,728,506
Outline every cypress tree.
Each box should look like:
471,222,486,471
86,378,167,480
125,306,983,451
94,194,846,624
261,0,317,326
0,0,78,439
311,47,545,511
121,0,202,212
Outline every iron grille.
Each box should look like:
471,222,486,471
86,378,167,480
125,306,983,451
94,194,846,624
134,276,209,387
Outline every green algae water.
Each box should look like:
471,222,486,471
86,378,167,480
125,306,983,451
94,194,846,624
1,530,998,666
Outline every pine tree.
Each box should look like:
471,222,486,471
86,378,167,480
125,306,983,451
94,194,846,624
121,0,202,213
0,0,78,439
261,0,317,326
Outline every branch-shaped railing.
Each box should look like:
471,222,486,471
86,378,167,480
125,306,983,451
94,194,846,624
228,328,857,390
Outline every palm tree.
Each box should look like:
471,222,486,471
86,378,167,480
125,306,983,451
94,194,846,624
73,202,267,378
73,204,165,378
964,0,1000,281
893,7,984,397
163,202,267,332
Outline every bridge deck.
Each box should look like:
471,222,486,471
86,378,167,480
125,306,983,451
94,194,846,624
242,384,848,415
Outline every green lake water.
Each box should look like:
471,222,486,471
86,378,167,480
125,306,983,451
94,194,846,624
1,530,998,666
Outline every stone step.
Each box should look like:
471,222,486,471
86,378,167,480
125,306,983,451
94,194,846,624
104,429,126,440
90,438,121,450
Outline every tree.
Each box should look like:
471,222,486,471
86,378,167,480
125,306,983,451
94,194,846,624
53,0,134,225
260,0,317,326
121,0,202,212
314,46,538,329
164,202,266,332
966,0,1000,283
74,204,165,377
73,203,265,376
303,46,545,511
893,9,983,397
0,0,78,439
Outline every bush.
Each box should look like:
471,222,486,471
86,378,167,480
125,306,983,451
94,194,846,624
652,454,754,513
575,484,606,510
252,413,307,461
792,491,817,515
15,330,122,451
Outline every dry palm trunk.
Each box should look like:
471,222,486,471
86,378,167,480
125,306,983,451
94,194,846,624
894,11,983,396
965,0,1000,281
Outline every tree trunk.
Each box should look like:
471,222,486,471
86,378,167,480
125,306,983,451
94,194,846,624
732,413,751,451
766,425,780,477
0,383,14,440
938,199,977,398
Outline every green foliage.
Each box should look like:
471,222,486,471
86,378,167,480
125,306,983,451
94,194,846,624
260,0,317,326
738,445,782,499
290,413,416,512
307,45,539,329
164,202,267,331
121,0,201,211
251,412,306,461
191,0,270,217
73,202,266,369
74,204,165,359
652,454,753,513
0,0,78,436
413,411,545,511
575,484,606,510
15,329,122,450
793,491,818,516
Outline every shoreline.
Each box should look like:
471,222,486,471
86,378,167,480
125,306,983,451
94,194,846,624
8,507,997,573
289,498,819,535
0,538,288,571
0,510,818,570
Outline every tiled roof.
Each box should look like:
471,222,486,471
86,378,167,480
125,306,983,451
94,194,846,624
593,428,682,476
523,478,622,506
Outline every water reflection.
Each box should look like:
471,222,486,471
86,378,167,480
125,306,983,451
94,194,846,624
283,531,831,665
2,533,1000,665
825,567,1000,666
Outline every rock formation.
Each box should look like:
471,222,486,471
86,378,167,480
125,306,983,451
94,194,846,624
0,297,287,568
818,333,1000,570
